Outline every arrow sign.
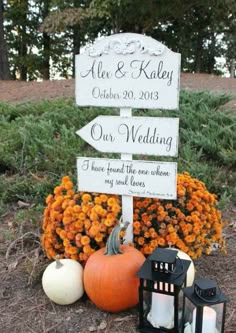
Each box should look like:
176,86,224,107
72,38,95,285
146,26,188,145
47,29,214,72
77,157,177,200
77,116,179,156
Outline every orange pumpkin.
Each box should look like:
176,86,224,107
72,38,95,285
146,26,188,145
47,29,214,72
84,222,145,312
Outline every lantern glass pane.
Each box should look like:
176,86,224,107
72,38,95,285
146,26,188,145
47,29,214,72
178,289,184,328
183,301,224,333
211,303,224,332
142,289,151,319
183,297,196,333
143,290,175,330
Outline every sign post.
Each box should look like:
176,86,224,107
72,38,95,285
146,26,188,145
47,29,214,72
120,107,133,243
75,33,181,243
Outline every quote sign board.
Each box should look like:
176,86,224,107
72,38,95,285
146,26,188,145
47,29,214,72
77,116,179,156
75,33,181,110
77,157,177,199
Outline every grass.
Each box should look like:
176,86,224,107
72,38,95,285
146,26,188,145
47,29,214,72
0,91,235,218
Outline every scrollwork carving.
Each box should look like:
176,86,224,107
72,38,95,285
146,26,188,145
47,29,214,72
86,37,165,57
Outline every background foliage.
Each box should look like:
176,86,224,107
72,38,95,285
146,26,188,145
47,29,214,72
0,90,235,217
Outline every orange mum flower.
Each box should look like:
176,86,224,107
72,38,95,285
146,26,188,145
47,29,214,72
138,237,145,245
54,186,63,195
185,235,196,243
46,194,54,204
112,204,121,214
95,233,104,242
82,193,92,202
94,197,102,205
41,174,226,264
158,237,166,247
73,205,81,213
104,218,113,227
81,235,90,246
107,197,117,206
66,246,78,255
100,194,108,202
78,212,86,220
64,180,73,190
83,244,92,254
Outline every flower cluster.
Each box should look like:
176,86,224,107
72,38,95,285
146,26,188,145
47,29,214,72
41,173,226,264
41,176,121,265
133,172,226,259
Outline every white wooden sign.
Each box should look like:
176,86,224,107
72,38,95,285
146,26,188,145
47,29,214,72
75,33,180,110
77,116,179,156
75,33,181,243
77,157,177,200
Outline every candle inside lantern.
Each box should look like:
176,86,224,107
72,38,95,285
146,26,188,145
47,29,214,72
192,306,216,333
147,291,174,328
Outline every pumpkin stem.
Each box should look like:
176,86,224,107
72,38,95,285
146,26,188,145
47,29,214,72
55,255,63,269
104,218,129,256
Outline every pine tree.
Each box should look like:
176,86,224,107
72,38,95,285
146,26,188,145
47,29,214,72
0,0,10,79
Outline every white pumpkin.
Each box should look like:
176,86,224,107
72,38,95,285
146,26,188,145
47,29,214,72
42,257,84,305
168,248,195,287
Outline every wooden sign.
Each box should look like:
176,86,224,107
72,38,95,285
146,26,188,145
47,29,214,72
75,33,180,110
77,116,179,156
75,33,181,243
77,157,177,200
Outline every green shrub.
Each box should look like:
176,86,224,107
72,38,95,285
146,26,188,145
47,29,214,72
0,91,235,216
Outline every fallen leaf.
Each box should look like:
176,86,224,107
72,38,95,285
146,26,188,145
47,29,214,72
114,315,136,322
231,206,236,213
17,200,30,208
7,260,18,271
98,320,107,330
30,172,46,183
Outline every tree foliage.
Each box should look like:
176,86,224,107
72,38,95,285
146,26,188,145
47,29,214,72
0,0,235,80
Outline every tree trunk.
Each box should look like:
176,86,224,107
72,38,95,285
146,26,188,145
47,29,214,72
19,0,28,81
195,33,203,73
195,36,203,73
19,41,27,80
207,33,216,74
72,25,80,78
0,0,11,80
41,1,51,80
42,32,50,80
72,0,82,77
230,58,235,78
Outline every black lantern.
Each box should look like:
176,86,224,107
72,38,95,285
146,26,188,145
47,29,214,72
182,278,229,333
137,248,191,333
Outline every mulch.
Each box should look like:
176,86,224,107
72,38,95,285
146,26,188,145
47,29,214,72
0,205,235,333
0,73,236,104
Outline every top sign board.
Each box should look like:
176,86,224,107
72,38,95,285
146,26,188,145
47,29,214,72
75,33,181,110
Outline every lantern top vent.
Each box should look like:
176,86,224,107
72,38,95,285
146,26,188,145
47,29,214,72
195,278,217,299
137,248,190,286
148,248,178,265
183,278,229,306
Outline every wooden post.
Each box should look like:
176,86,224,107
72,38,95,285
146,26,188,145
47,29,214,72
120,107,133,243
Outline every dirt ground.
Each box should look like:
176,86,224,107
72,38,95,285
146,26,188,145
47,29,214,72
0,73,236,105
0,74,236,333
